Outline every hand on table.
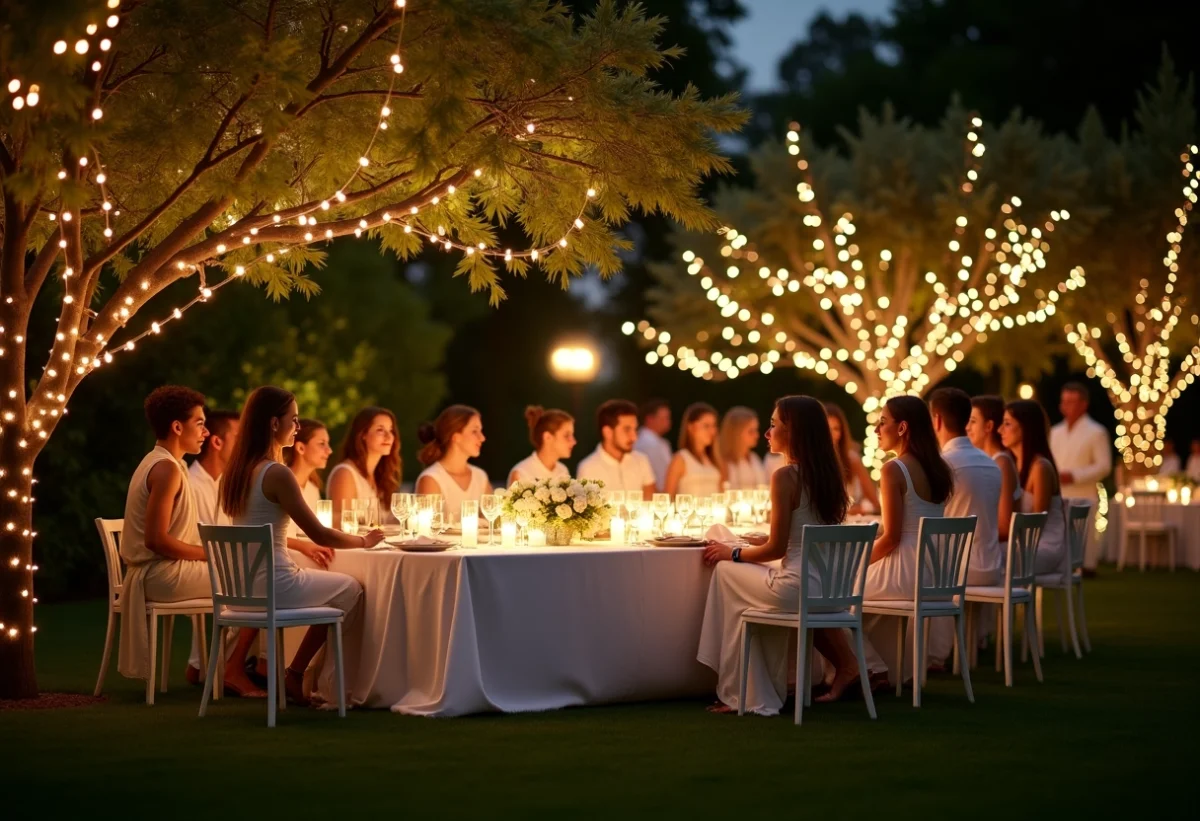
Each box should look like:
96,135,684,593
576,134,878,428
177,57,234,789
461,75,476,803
742,532,769,546
360,529,385,548
297,541,335,568
703,541,736,565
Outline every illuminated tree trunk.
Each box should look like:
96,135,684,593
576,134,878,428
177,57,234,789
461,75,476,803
0,351,38,699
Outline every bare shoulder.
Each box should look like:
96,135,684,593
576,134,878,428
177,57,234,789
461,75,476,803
770,463,798,492
147,459,181,488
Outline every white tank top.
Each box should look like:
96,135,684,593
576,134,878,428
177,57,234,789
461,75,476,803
232,462,298,592
418,461,489,524
677,449,722,497
120,446,200,566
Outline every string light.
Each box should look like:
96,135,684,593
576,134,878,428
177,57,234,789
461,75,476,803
1064,145,1200,469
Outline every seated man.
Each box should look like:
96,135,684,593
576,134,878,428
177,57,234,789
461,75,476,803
577,399,656,500
117,386,262,696
188,408,240,526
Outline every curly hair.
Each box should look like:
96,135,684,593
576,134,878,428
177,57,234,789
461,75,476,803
144,386,206,440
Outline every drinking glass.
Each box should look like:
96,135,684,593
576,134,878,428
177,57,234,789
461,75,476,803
695,496,712,534
607,490,626,518
363,497,381,529
341,509,359,536
515,511,530,546
315,500,333,529
712,491,728,508
480,493,502,545
652,493,671,537
391,493,411,535
730,489,747,524
675,493,695,532
752,487,770,524
431,498,446,534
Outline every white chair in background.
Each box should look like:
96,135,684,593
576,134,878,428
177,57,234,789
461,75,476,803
198,523,347,728
738,522,878,726
93,518,211,705
1119,490,1178,571
1035,501,1092,659
965,511,1046,687
863,516,977,708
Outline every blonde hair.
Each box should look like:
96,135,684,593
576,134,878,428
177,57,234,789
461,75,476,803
718,406,758,465
678,402,724,474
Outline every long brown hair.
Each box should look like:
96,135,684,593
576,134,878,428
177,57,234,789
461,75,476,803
824,402,856,483
219,386,295,519
776,395,849,524
284,418,328,491
418,404,479,466
885,395,954,504
335,407,401,504
525,405,572,450
971,395,1006,452
1005,399,1058,488
718,406,758,465
678,402,723,473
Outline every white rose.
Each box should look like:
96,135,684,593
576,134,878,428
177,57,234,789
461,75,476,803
588,491,603,506
556,503,574,520
535,487,551,503
573,497,587,513
551,487,567,503
568,482,584,497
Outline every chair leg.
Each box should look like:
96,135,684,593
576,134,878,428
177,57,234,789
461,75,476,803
160,614,174,694
332,621,347,719
1064,581,1082,659
1055,588,1067,655
1076,580,1092,653
94,605,117,697
921,619,930,687
955,612,974,703
276,629,286,713
853,626,877,720
895,617,905,697
912,616,924,708
1026,602,1044,683
795,626,808,726
214,628,224,701
737,622,752,716
195,614,208,677
802,627,815,708
198,617,223,718
1139,531,1146,572
1002,603,1013,688
265,626,277,728
995,608,1002,673
1169,531,1177,572
146,614,158,706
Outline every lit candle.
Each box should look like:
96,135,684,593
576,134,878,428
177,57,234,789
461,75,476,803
501,519,516,547
316,500,333,529
1147,477,1159,491
461,516,478,547
711,504,727,525
528,528,546,546
1168,488,1179,504
417,508,433,537
610,515,626,544
1183,486,1193,505
637,511,654,537
664,515,683,535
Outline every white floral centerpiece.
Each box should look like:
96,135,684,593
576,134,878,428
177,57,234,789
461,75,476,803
498,477,609,544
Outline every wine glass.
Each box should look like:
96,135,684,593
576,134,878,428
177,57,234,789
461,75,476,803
431,497,446,535
607,490,626,518
481,493,502,545
753,486,770,524
515,509,530,546
675,493,695,532
652,493,671,537
391,492,411,535
695,495,712,535
363,497,380,529
624,498,643,540
341,509,359,536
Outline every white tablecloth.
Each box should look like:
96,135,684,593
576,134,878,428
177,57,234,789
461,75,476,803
296,543,716,716
1105,503,1200,570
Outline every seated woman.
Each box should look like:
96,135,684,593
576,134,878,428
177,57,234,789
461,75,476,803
416,404,492,524
826,402,880,514
718,406,767,490
219,386,384,705
665,402,724,498
698,395,861,713
508,406,574,486
966,395,1021,540
328,407,401,528
861,396,953,686
1000,399,1066,575
284,418,331,540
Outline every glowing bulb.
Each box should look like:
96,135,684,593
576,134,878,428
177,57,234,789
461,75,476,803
75,39,90,55
53,41,67,55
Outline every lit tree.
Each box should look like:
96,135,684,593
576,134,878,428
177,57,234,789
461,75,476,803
0,0,743,697
634,104,1087,466
1062,62,1199,472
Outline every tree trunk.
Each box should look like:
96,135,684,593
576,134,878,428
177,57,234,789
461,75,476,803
0,435,37,699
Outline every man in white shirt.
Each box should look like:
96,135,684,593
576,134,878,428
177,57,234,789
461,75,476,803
633,399,672,491
1049,382,1112,571
187,408,240,526
928,388,1003,666
578,399,657,500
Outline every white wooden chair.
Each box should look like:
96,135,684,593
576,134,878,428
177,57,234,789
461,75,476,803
197,524,346,728
739,522,878,725
1119,490,1178,571
964,511,1046,687
863,516,976,708
1035,501,1092,659
93,518,211,705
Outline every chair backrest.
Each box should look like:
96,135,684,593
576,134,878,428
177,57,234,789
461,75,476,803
1065,500,1092,572
1005,511,1048,589
199,524,275,614
914,516,976,603
94,518,124,601
1128,490,1166,525
798,522,878,614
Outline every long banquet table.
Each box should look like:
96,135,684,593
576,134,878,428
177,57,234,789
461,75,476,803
1104,502,1200,570
294,541,718,716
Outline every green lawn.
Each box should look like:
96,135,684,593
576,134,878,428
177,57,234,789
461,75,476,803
4,571,1197,819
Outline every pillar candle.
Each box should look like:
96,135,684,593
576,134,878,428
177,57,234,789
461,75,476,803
610,516,626,544
664,515,683,535
528,528,546,546
1182,486,1192,505
461,516,478,547
417,508,433,537
637,511,654,537
1168,488,1179,504
500,519,516,547
711,504,727,525
316,500,333,529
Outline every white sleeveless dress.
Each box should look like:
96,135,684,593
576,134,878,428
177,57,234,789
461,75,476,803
861,459,946,683
417,461,489,524
725,453,767,490
509,451,569,485
286,481,322,539
1027,490,1066,574
697,467,825,715
676,449,722,497
327,460,397,524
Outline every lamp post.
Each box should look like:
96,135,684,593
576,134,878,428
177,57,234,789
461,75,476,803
549,341,600,419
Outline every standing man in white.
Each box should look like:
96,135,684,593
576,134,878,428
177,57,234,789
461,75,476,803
578,399,657,499
634,399,672,492
187,408,240,526
928,387,1003,667
1049,382,1112,572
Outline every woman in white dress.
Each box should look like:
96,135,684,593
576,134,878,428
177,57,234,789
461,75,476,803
718,406,767,490
328,407,401,528
283,418,331,540
967,395,1021,540
1000,399,1066,574
665,402,724,498
698,395,860,713
416,404,492,524
862,395,954,686
219,386,384,705
508,406,574,486
826,402,880,514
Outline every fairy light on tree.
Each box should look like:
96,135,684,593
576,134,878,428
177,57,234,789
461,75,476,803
0,0,743,698
633,105,1086,469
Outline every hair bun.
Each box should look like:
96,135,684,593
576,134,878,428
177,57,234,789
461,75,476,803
416,422,436,444
524,405,545,431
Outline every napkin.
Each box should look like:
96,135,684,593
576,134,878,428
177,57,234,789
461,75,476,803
705,523,737,543
653,534,703,544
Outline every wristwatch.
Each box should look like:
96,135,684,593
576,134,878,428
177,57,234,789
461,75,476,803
731,547,743,563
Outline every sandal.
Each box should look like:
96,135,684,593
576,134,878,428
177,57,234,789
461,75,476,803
705,701,737,714
223,680,267,699
285,669,310,707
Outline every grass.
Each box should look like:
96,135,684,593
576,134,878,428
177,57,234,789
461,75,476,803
3,570,1198,820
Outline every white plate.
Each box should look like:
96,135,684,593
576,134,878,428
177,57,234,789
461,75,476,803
649,537,708,548
398,544,454,552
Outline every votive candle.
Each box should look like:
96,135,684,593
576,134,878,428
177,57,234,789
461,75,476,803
461,516,478,547
610,516,626,544
500,519,516,547
316,500,333,529
528,528,546,547
417,508,433,537
664,515,683,535
711,504,727,525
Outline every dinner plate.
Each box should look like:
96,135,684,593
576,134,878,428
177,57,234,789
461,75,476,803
398,543,454,552
649,537,708,547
